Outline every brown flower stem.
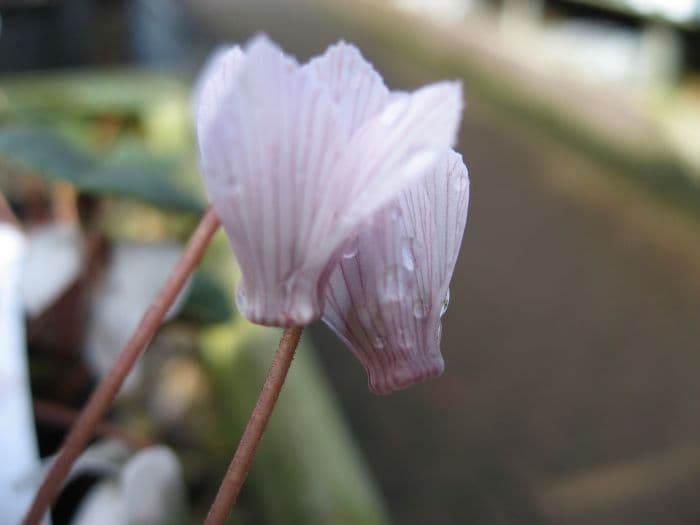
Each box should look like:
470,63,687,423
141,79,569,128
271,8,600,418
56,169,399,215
23,206,220,525
33,400,153,450
204,326,304,525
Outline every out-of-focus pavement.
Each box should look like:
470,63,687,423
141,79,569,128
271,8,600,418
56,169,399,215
189,2,700,524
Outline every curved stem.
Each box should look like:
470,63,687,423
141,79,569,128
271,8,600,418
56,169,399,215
23,206,220,525
204,326,304,525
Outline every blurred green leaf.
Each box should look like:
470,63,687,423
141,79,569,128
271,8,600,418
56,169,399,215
0,69,188,119
0,127,95,183
180,271,233,324
83,158,203,213
0,126,204,213
201,321,391,525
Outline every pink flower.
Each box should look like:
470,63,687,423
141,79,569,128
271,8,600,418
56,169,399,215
323,149,469,394
196,36,463,326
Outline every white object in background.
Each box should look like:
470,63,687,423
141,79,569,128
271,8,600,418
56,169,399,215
71,445,187,525
640,22,682,91
0,223,49,524
21,224,83,318
83,241,190,395
392,0,475,25
624,0,700,24
19,440,132,493
546,21,642,87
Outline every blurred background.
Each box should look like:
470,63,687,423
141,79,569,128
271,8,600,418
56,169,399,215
1,0,700,524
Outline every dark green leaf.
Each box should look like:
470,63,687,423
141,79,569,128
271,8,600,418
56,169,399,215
180,271,233,324
0,126,204,213
0,127,95,183
82,158,204,213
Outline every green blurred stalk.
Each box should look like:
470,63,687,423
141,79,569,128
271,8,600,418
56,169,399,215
201,319,390,525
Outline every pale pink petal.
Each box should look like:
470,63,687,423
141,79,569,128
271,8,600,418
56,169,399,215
323,149,470,394
194,45,245,149
199,35,345,326
197,36,463,327
304,41,390,137
320,81,463,244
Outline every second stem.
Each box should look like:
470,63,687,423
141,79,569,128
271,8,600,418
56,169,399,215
204,326,304,525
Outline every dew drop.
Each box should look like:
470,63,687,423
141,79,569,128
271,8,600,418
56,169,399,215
381,266,404,302
401,242,416,271
413,300,428,319
371,336,385,349
389,205,402,221
236,286,247,310
439,289,450,317
342,236,359,259
283,275,297,296
292,297,315,325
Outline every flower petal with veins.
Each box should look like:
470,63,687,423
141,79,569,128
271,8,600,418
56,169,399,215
196,35,463,326
194,45,245,151
305,41,390,137
323,149,470,394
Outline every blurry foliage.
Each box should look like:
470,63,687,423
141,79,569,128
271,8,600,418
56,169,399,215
0,69,187,120
0,68,204,212
0,68,224,321
2,68,390,523
0,128,94,181
180,271,233,325
0,127,203,213
201,318,390,525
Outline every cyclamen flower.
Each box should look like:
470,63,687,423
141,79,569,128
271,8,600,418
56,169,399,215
196,35,463,326
323,149,469,394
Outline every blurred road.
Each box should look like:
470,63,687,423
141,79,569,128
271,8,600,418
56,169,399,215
190,2,700,524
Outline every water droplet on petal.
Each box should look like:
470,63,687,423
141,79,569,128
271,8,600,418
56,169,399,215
342,236,358,259
413,300,428,319
236,286,247,310
283,275,296,296
371,336,385,349
401,242,416,271
381,266,404,302
440,289,450,317
292,297,315,325
389,205,402,221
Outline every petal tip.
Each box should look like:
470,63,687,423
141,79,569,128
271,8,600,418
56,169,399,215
367,354,445,395
244,33,299,66
246,32,276,50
